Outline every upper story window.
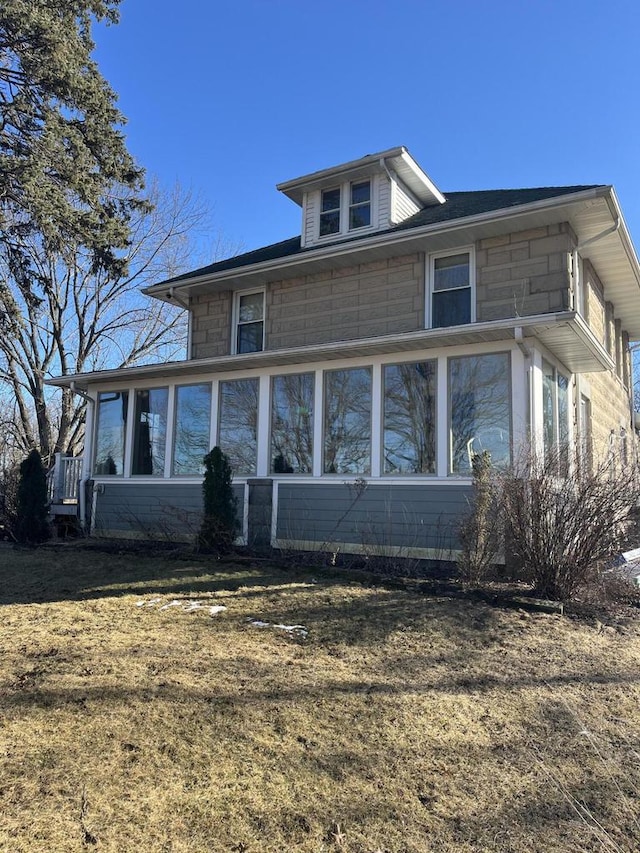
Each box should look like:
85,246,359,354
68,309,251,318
428,249,474,329
318,180,372,239
320,188,341,236
234,290,265,354
349,181,371,229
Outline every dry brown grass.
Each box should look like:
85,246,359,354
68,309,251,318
0,543,639,852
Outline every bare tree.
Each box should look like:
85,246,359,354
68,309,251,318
0,180,226,463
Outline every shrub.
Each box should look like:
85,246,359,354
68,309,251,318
458,450,501,584
501,450,639,601
15,449,50,545
198,447,238,554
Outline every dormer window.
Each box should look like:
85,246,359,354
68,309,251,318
319,180,372,239
349,181,371,229
320,187,341,236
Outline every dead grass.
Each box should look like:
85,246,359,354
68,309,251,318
0,542,639,852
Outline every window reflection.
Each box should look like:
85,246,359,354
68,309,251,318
324,368,371,474
383,361,436,473
173,384,212,475
449,354,511,474
219,378,259,475
271,374,313,473
95,391,128,475
132,388,168,476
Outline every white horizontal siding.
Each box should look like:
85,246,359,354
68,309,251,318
393,181,421,224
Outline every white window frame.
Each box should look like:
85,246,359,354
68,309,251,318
316,176,376,241
232,288,265,355
426,247,476,329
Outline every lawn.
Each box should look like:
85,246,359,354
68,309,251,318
0,543,638,852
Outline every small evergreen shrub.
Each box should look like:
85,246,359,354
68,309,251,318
198,447,238,554
15,449,50,545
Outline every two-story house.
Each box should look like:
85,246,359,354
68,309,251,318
48,147,640,558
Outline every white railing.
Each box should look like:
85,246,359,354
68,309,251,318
47,454,84,504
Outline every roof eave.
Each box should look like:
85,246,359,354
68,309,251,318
144,185,610,299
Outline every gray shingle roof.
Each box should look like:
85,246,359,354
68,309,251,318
160,185,602,285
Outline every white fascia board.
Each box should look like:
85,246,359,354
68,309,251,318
606,186,640,293
144,186,609,300
45,311,588,391
277,147,407,204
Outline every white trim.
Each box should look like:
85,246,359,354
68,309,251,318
164,385,176,479
370,362,382,477
257,375,270,476
312,371,324,477
426,245,476,329
313,176,378,244
231,288,265,355
86,340,527,485
436,357,448,477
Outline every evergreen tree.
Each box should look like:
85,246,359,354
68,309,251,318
15,449,50,545
0,1,146,282
198,447,238,554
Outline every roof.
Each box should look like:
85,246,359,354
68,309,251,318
276,146,445,207
157,185,602,287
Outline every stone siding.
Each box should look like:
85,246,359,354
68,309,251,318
584,369,631,463
190,291,232,359
476,223,575,321
266,254,424,349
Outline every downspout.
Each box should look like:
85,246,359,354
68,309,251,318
69,381,94,532
571,216,621,311
380,157,395,225
515,327,533,454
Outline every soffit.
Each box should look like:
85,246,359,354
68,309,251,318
47,312,609,391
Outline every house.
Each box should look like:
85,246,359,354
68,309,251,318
47,147,640,558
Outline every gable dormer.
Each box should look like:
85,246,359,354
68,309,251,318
277,146,445,248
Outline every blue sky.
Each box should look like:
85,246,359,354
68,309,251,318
95,0,640,263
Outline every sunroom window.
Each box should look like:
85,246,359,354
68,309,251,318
383,361,436,474
542,360,570,468
324,367,372,474
95,391,128,475
132,388,168,476
219,378,259,475
430,251,473,328
449,353,511,474
270,373,314,474
172,383,212,476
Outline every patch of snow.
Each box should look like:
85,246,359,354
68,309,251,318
249,620,308,639
138,598,227,616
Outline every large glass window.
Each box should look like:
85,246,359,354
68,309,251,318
383,361,436,473
349,181,371,230
219,378,259,475
324,368,372,474
431,251,472,328
235,291,264,354
270,373,314,474
449,353,511,474
543,360,570,467
172,383,212,476
94,391,128,475
132,388,168,476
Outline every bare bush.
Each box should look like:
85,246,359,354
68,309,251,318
458,451,501,584
500,450,639,601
